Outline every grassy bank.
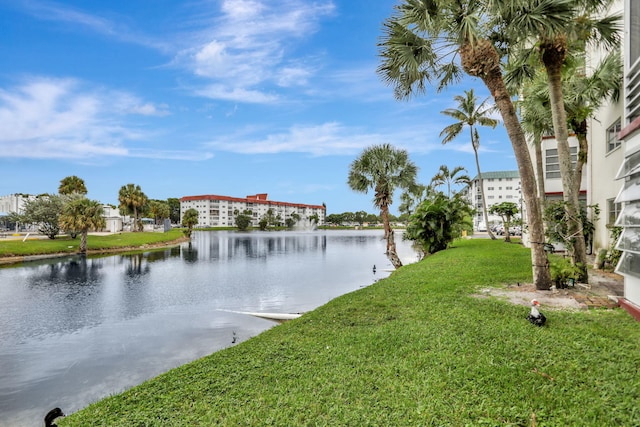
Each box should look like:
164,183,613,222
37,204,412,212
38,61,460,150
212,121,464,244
60,239,640,426
0,229,185,258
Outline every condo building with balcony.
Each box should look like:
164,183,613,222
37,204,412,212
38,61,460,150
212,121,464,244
466,171,522,231
179,193,326,228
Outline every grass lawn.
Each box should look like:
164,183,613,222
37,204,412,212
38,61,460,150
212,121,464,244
60,238,640,426
0,229,185,258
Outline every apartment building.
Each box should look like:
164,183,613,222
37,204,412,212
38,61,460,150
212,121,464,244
179,193,326,228
0,193,37,215
615,0,640,316
466,171,522,231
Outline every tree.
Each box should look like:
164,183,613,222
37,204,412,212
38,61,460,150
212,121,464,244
167,198,181,224
148,200,170,225
235,210,253,231
507,0,620,283
378,0,554,289
182,208,199,238
490,202,519,243
440,89,498,239
59,198,105,253
21,195,64,239
348,143,418,268
514,71,555,209
118,184,148,232
430,165,470,199
58,175,88,196
405,192,473,256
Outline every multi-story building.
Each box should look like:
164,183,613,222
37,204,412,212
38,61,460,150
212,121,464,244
615,0,640,317
466,171,522,231
0,193,37,215
179,193,326,228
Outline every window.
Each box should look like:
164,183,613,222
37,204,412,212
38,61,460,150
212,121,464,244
607,118,622,153
487,187,494,190
608,198,622,225
545,147,577,179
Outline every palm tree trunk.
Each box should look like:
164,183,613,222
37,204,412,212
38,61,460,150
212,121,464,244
472,136,496,240
80,230,88,254
381,204,402,269
544,58,588,282
533,132,546,209
461,40,551,289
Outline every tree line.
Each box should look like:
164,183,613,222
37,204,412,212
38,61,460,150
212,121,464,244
5,176,181,252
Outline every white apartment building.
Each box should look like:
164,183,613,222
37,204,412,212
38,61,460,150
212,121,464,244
179,193,326,228
466,171,522,231
0,193,37,215
615,0,640,318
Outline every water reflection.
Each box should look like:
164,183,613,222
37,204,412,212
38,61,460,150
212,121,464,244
0,230,415,427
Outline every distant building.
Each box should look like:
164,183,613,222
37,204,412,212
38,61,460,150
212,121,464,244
179,193,326,228
465,171,522,231
0,194,37,215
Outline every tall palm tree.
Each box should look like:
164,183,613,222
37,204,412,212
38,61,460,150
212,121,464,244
440,89,498,239
58,175,88,195
377,0,567,289
515,72,555,209
348,143,418,269
430,165,470,199
507,0,621,282
516,49,622,267
59,198,105,253
118,184,148,232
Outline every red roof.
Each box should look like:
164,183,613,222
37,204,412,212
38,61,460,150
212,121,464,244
179,194,325,210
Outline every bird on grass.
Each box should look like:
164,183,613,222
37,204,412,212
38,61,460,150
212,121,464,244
44,408,65,427
527,299,546,327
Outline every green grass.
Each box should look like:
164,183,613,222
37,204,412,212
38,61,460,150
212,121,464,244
0,229,185,257
60,239,640,426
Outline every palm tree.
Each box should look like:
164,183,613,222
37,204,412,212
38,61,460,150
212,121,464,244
182,208,199,238
348,143,418,268
58,175,88,195
377,0,562,288
430,165,470,199
59,198,105,253
507,0,621,282
515,72,555,209
440,90,498,239
118,184,148,232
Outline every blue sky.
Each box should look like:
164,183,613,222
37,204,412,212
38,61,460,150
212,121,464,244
0,0,518,215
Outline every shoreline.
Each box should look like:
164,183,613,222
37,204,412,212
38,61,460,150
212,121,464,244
0,236,190,266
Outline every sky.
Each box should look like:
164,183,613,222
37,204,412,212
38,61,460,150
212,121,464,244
0,0,518,215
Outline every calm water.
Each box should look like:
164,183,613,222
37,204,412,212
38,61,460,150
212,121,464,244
0,230,417,426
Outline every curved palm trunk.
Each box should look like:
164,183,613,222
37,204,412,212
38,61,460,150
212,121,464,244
381,203,402,269
472,130,496,240
543,47,588,282
461,40,551,290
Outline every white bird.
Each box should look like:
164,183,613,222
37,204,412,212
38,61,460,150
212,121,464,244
527,299,546,326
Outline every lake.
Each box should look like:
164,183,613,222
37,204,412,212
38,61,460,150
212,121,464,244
0,229,418,426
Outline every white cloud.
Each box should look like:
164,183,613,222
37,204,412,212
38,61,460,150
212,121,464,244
0,77,198,160
195,84,279,104
206,122,388,156
179,0,335,102
17,0,170,51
